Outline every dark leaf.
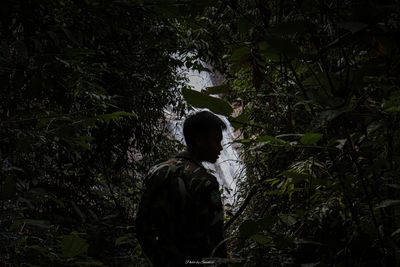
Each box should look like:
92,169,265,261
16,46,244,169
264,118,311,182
337,22,367,33
239,219,259,239
182,88,233,116
61,232,89,258
300,133,323,145
375,200,400,209
231,46,251,62
250,234,273,245
203,84,230,95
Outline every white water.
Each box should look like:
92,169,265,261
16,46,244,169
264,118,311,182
166,68,245,207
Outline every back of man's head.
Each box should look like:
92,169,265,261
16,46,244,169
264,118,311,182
183,110,227,150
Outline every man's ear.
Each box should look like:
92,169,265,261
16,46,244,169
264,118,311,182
193,135,205,147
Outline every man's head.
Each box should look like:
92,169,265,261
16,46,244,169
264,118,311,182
183,110,227,163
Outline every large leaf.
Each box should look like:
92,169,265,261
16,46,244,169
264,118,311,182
257,135,288,145
203,84,230,95
65,135,95,150
315,107,349,124
115,235,131,246
375,200,400,209
257,216,278,229
24,219,51,229
337,21,367,33
383,93,400,113
238,135,289,146
264,35,301,58
250,234,273,245
61,232,89,258
300,133,323,145
237,17,253,34
391,228,400,237
302,71,340,88
281,170,310,183
228,111,251,130
231,46,251,62
239,219,259,239
278,214,297,226
182,88,233,116
259,41,281,61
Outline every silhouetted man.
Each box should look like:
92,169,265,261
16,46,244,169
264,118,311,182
135,110,228,266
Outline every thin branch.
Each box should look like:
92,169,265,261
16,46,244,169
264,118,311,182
224,185,258,230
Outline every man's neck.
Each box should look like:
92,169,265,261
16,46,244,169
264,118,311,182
175,150,207,171
186,148,203,163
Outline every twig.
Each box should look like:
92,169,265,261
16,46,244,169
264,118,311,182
224,185,258,230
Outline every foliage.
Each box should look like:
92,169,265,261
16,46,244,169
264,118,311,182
2,0,400,266
0,0,186,266
181,0,400,266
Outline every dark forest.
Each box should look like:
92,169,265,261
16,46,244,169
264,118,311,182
1,0,400,266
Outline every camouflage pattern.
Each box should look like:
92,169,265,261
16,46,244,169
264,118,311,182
135,151,227,266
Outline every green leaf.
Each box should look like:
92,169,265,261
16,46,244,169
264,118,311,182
250,234,273,245
391,228,400,237
259,41,281,61
115,236,131,246
278,214,297,226
182,88,233,116
316,108,349,123
264,35,301,58
61,232,89,258
228,111,250,130
296,239,325,246
238,17,253,34
300,133,323,145
302,72,342,99
274,235,295,249
96,111,138,122
257,135,288,145
239,219,259,239
375,200,400,209
231,46,251,62
48,31,60,46
383,93,400,112
237,135,289,146
257,216,278,229
64,135,95,150
281,170,309,183
177,177,187,198
24,219,51,229
71,201,86,222
337,22,367,33
62,28,80,46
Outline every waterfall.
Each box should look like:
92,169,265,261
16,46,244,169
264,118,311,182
166,67,245,208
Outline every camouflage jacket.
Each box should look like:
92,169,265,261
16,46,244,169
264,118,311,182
135,151,227,266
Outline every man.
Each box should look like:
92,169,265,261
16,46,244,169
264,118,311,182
135,110,228,266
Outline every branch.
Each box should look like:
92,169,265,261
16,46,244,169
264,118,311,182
224,185,258,230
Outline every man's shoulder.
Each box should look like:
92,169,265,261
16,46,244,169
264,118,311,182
147,158,181,176
148,153,216,184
